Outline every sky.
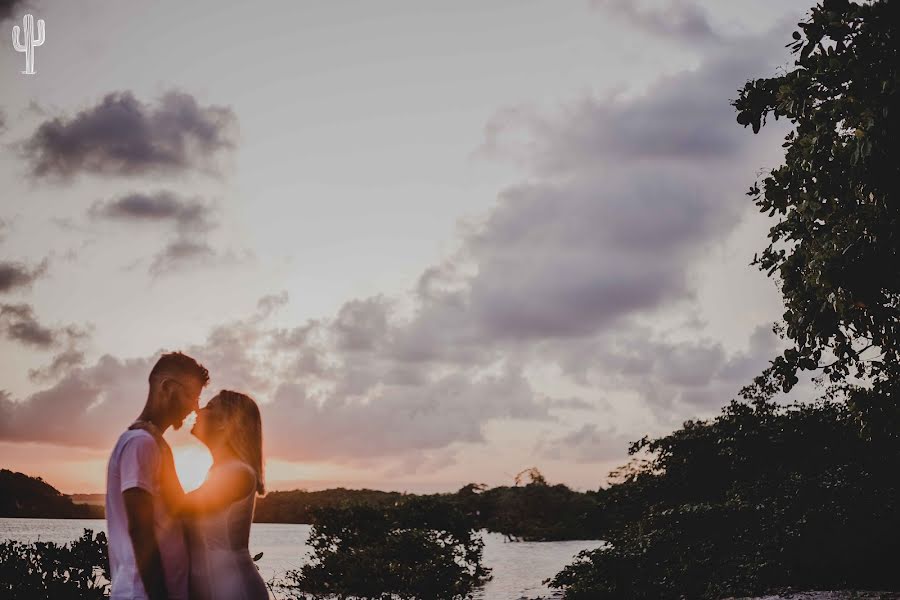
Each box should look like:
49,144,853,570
1,0,818,494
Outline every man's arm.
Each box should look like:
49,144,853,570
123,487,168,600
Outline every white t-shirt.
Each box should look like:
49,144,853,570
105,429,189,600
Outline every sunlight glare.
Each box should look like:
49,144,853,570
172,444,213,492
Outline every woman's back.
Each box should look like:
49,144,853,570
188,460,268,600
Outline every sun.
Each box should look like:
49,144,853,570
172,445,213,492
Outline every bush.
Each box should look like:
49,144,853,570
547,399,900,599
0,529,110,600
276,496,491,600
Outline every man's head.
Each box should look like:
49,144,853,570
146,352,210,430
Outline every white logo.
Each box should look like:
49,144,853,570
12,14,45,75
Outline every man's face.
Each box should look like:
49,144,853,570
166,376,204,429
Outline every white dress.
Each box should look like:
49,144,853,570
187,460,268,600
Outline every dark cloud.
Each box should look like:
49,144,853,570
0,303,54,347
389,25,793,368
479,33,784,174
0,303,89,351
29,349,86,383
19,90,236,180
148,240,217,276
87,190,234,277
0,259,47,293
89,191,216,233
0,0,29,22
463,170,735,340
592,0,720,44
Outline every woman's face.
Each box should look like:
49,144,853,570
191,395,228,446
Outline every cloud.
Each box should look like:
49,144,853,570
0,259,47,293
540,322,786,423
256,292,289,319
28,348,86,383
461,170,735,341
0,218,9,243
89,191,216,233
0,296,553,462
19,90,236,180
0,0,29,22
0,303,54,347
333,296,392,352
86,191,239,277
265,367,551,463
536,423,634,463
0,303,87,349
479,35,782,175
0,355,150,447
592,0,720,44
148,240,242,277
1,21,799,474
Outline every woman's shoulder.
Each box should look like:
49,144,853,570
215,458,255,475
211,460,256,494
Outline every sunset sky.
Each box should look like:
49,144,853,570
1,0,818,494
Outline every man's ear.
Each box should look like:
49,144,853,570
160,379,181,417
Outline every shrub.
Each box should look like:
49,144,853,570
548,399,900,599
276,496,491,600
0,529,110,600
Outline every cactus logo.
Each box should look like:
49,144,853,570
12,14,45,75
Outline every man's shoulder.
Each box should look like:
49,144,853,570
112,429,159,456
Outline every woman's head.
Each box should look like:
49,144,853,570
192,390,266,494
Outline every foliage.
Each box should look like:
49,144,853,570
454,476,603,542
255,477,602,542
276,497,491,600
548,399,900,599
0,470,103,519
733,0,899,398
0,529,110,600
255,488,405,523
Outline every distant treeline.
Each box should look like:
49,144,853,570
255,471,605,541
0,470,103,519
1,467,603,541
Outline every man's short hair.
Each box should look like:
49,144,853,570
148,351,210,387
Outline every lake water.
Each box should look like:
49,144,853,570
0,518,605,599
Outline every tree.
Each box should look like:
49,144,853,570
733,0,899,406
276,498,490,600
513,467,547,487
547,400,900,599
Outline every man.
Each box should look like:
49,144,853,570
105,352,209,600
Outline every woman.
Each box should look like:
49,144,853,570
152,390,269,600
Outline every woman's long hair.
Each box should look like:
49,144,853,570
217,390,266,495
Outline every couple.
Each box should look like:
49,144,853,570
105,352,268,600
